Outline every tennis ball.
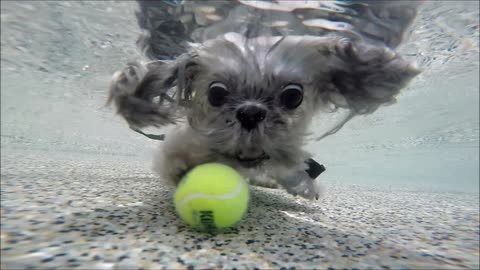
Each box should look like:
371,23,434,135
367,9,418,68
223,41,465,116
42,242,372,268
174,163,249,231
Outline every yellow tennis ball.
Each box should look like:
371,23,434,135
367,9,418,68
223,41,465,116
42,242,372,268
174,163,249,231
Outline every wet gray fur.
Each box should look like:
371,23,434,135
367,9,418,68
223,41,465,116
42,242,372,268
108,2,420,200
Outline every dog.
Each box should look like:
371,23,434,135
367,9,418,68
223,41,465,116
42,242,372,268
107,1,420,200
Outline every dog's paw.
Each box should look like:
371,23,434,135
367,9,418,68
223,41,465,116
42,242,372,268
249,176,280,189
277,170,323,200
108,62,148,103
153,148,191,186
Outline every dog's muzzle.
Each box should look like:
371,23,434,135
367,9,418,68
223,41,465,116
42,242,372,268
236,151,270,168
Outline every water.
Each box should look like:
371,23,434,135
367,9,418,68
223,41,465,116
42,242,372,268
1,0,478,192
1,1,479,269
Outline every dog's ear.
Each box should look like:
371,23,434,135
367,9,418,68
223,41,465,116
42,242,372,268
316,39,421,115
108,54,199,129
267,36,420,139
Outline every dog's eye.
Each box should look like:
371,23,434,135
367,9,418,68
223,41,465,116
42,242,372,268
280,84,303,109
208,82,229,107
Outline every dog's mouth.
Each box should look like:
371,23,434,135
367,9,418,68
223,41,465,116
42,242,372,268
235,151,270,168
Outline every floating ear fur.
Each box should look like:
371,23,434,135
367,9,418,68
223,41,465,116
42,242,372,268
314,38,421,140
107,54,200,129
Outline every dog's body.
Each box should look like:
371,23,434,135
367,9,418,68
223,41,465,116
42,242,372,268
108,1,421,200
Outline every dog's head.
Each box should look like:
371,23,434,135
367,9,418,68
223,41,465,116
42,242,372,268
115,33,420,169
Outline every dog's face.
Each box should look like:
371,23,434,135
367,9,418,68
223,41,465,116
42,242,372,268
184,34,324,169
110,33,420,170
174,33,420,169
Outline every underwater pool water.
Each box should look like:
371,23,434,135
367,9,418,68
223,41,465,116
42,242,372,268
1,1,479,269
1,1,478,192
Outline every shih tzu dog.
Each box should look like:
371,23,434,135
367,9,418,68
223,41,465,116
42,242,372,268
107,1,420,200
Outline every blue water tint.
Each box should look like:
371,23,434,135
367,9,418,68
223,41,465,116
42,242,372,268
1,0,478,193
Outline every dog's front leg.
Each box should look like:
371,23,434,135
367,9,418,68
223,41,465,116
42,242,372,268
276,168,324,200
152,125,212,186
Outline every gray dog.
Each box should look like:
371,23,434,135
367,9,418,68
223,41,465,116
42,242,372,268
108,1,421,200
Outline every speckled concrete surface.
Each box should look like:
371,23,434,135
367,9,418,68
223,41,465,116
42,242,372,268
1,149,479,270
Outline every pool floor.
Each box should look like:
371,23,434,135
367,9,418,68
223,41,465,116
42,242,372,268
1,149,479,269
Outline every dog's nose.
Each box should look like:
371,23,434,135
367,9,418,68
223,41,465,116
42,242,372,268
236,105,266,131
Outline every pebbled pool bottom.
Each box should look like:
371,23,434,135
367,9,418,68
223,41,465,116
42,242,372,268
1,149,479,270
